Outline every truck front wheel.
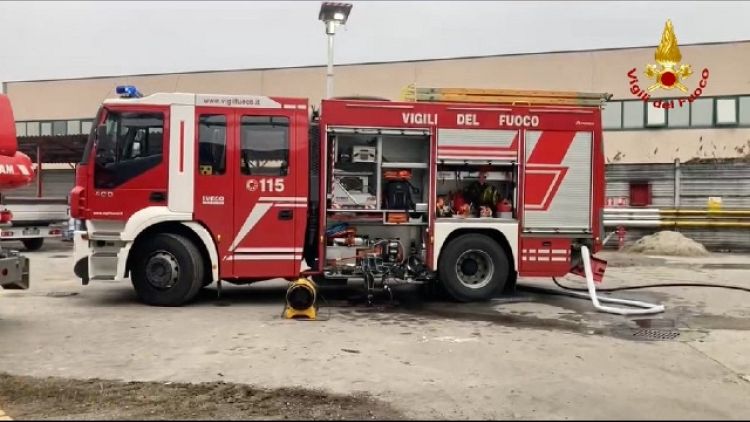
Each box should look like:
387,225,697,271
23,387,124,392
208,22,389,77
438,234,510,302
22,238,44,251
130,233,204,306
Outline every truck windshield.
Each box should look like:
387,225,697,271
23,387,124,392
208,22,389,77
94,110,165,189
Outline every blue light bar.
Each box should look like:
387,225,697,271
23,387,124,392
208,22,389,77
115,85,142,98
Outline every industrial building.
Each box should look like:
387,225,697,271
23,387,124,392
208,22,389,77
3,39,750,249
6,39,750,163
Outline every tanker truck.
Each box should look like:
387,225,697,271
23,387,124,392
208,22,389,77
0,94,32,290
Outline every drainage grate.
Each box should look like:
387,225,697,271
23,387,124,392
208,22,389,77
632,328,680,341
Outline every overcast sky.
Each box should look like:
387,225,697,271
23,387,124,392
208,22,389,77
0,1,747,84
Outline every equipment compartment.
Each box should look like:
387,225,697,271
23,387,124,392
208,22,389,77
435,162,518,220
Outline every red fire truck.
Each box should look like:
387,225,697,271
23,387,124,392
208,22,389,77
70,86,610,306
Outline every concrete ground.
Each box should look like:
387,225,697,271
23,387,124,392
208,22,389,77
1,239,750,419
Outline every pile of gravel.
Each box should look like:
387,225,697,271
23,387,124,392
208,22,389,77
625,230,710,257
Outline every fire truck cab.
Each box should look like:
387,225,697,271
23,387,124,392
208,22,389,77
70,86,609,306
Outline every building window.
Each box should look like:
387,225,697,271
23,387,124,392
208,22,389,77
27,122,40,137
739,96,750,125
690,98,713,127
41,122,52,136
668,103,690,128
197,115,227,176
629,181,651,207
715,98,738,126
240,115,289,176
81,120,93,135
622,101,644,129
646,102,666,127
67,120,81,135
52,121,66,136
15,122,26,137
602,101,622,129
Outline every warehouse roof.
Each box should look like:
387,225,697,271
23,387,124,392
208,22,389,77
5,39,750,84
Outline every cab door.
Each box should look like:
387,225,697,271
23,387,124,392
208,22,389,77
228,109,301,279
193,107,235,277
89,105,170,220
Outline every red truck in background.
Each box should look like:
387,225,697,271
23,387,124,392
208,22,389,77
70,86,610,306
0,94,33,290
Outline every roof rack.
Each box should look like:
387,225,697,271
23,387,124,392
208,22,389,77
400,85,612,107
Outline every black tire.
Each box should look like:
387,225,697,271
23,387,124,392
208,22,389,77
130,233,205,306
438,234,510,302
22,238,44,251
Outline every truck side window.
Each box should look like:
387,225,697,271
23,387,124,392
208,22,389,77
94,112,164,189
198,115,227,176
116,114,164,162
239,115,289,176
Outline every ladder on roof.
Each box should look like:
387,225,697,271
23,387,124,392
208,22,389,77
400,84,612,107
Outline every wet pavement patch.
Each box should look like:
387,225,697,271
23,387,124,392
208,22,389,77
45,292,79,298
632,318,677,329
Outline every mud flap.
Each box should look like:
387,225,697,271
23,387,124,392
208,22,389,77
74,257,89,285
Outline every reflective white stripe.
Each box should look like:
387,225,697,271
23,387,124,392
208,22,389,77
227,254,300,261
258,197,307,203
551,257,568,262
17,165,30,176
228,203,273,251
551,249,568,254
273,203,307,208
235,247,303,253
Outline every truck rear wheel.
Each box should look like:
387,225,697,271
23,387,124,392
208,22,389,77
22,238,44,251
130,233,204,306
438,233,509,302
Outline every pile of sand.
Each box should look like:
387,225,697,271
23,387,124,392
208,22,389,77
625,230,710,257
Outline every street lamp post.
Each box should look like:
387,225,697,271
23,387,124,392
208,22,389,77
318,2,352,99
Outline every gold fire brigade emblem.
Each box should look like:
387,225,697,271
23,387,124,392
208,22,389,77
644,19,692,93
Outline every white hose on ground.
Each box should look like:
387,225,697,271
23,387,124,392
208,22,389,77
570,245,665,316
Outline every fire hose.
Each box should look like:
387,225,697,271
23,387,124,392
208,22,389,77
521,246,666,316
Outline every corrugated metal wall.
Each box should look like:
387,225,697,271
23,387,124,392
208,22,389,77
606,163,676,207
680,163,750,208
605,161,750,252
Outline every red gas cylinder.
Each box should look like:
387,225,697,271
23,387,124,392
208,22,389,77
496,199,513,218
452,192,466,212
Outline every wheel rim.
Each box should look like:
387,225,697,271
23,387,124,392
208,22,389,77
145,250,179,290
455,249,494,289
